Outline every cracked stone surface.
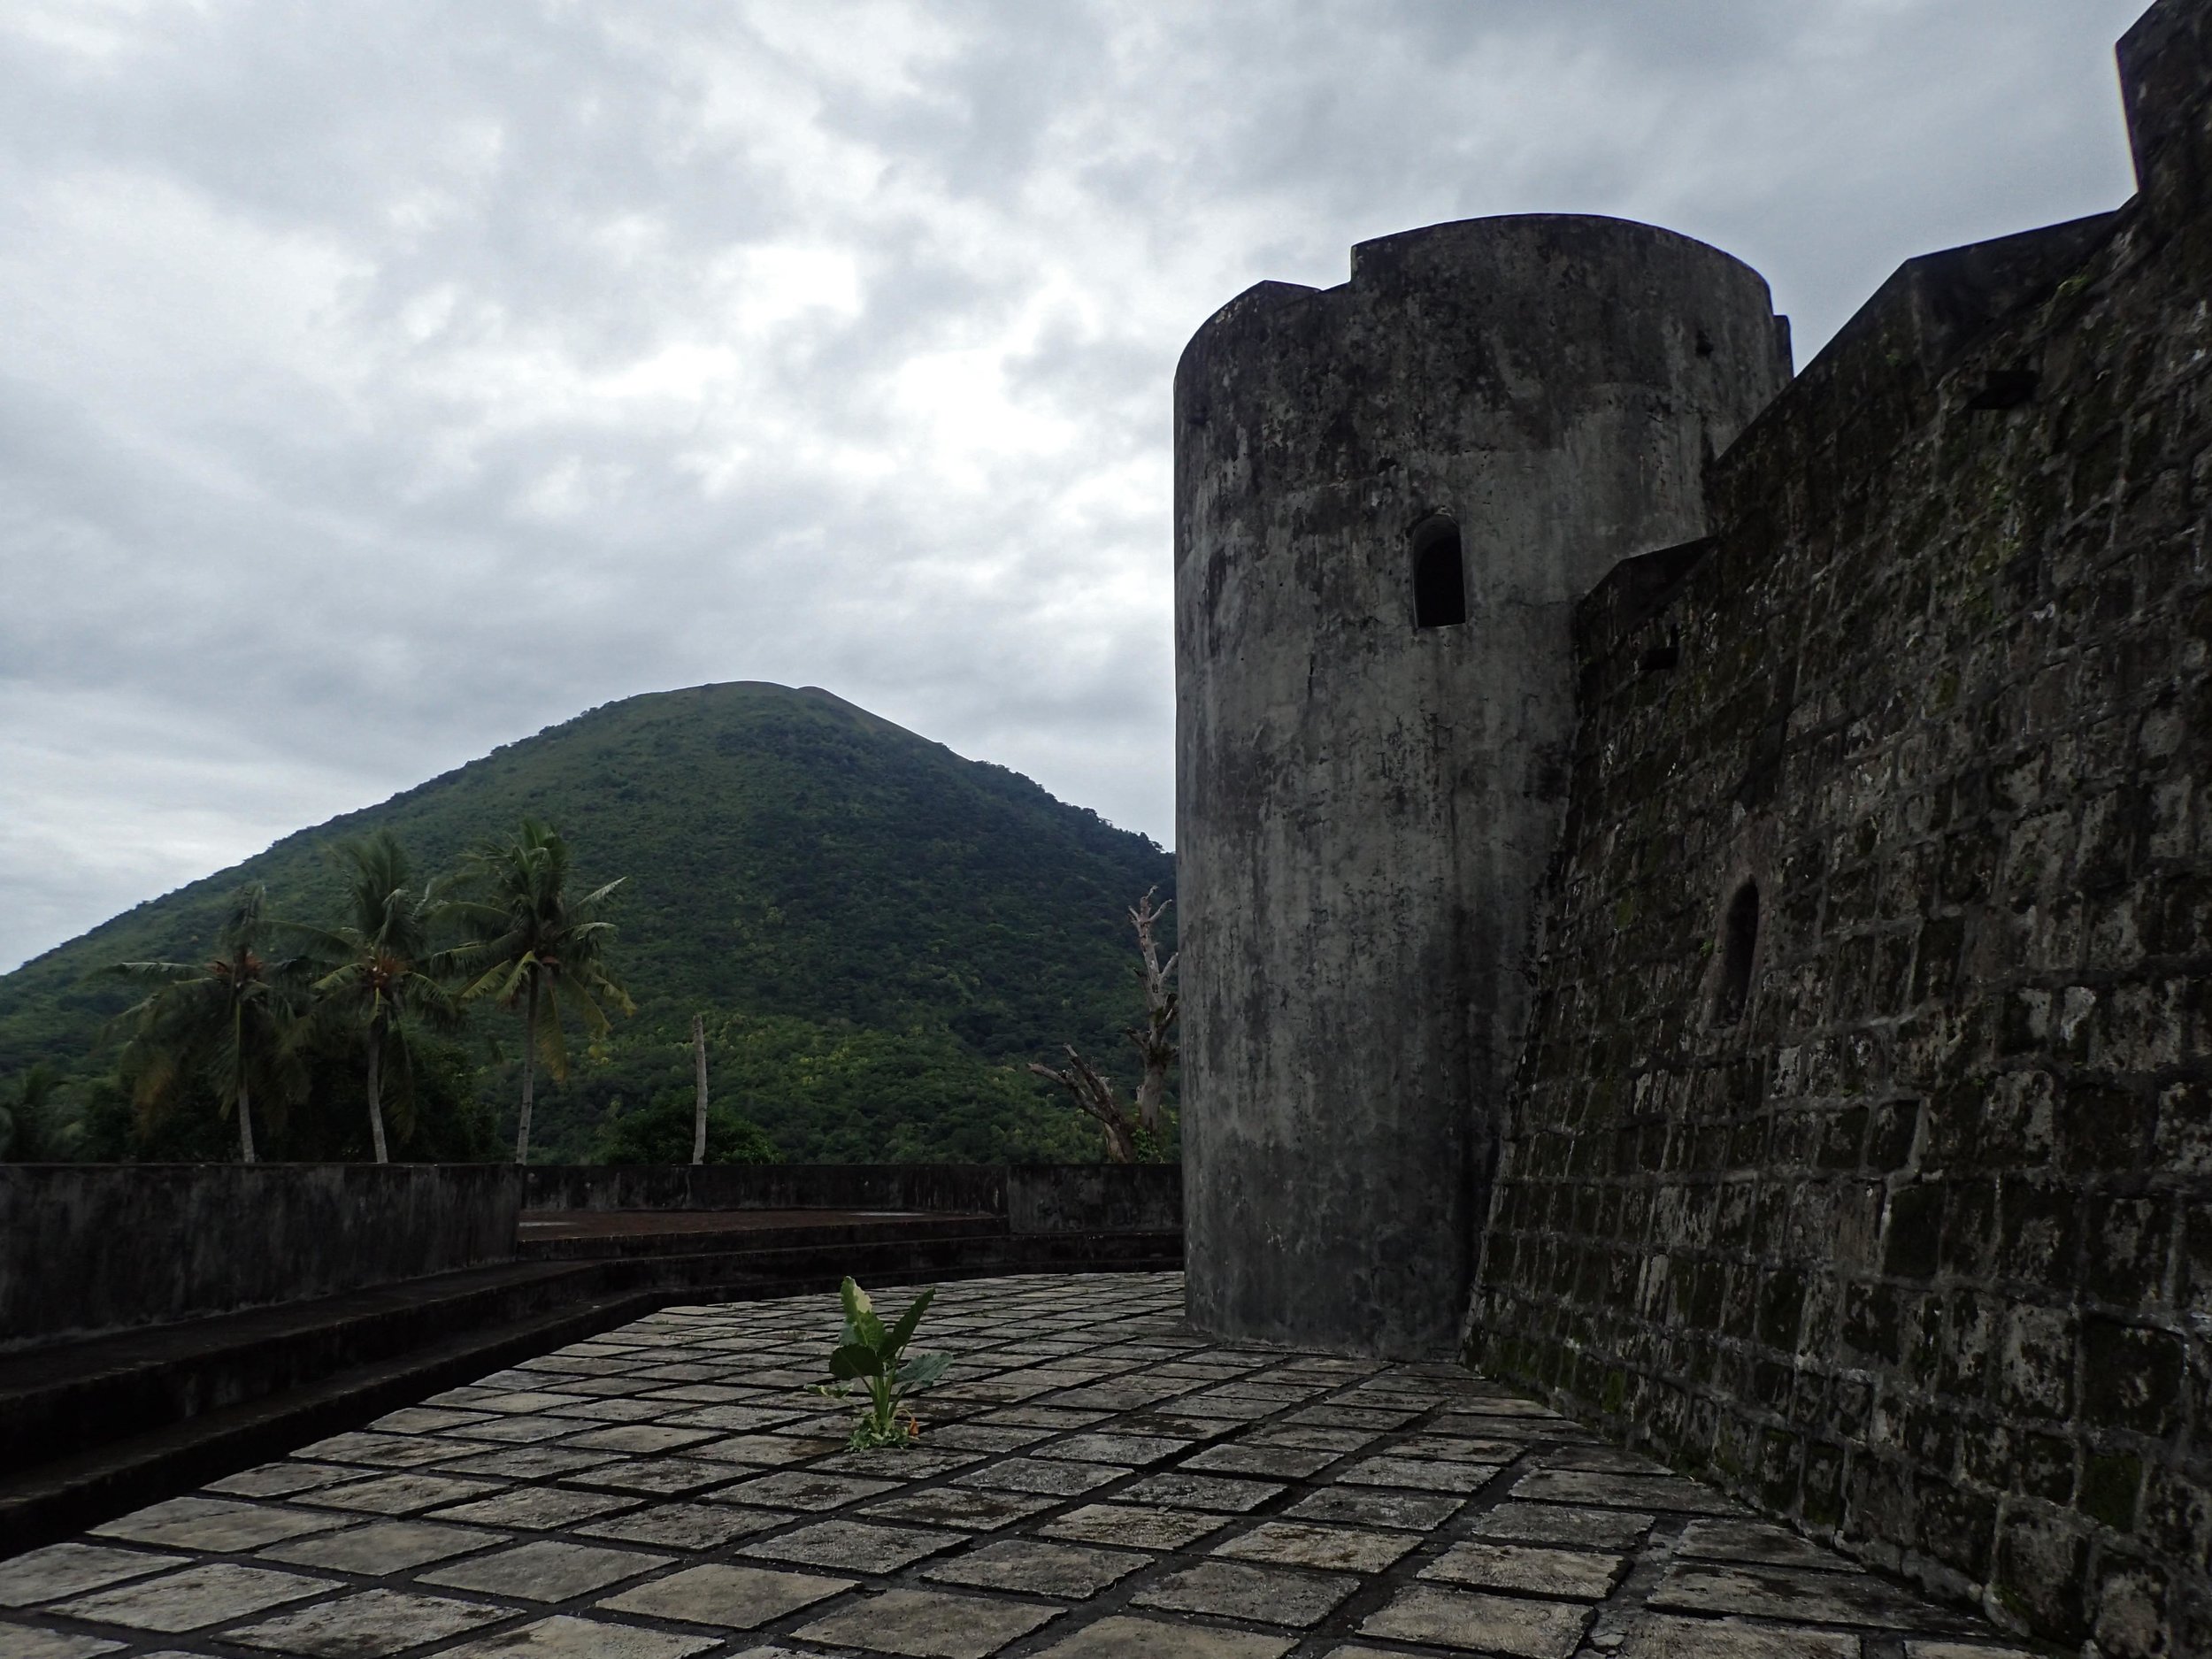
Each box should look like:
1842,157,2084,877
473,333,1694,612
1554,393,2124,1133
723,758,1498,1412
262,1521,512,1574
1211,1523,1417,1576
88,1498,349,1553
226,1586,511,1655
1133,1560,1360,1626
1418,1540,1624,1598
923,1539,1148,1598
596,1563,851,1628
794,1586,1058,1657
0,1546,180,1607
8,1630,126,1659
419,1540,672,1601
47,1563,337,1632
0,1272,2044,1657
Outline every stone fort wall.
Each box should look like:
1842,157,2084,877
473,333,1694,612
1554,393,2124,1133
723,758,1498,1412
1174,219,1786,1359
1469,2,2212,1653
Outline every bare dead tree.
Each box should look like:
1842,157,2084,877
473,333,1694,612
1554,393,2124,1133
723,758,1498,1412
691,1013,709,1166
1029,887,1178,1162
1027,1045,1140,1163
1125,887,1178,1141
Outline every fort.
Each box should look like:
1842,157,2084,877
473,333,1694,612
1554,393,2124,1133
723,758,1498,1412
1176,0,2210,1650
2,4,2207,1657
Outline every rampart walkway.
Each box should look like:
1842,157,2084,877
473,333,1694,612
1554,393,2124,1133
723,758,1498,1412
1,1273,2042,1657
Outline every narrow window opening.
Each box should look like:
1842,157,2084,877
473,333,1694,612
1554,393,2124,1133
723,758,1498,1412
1716,881,1760,1025
1967,366,2039,411
1413,521,1466,628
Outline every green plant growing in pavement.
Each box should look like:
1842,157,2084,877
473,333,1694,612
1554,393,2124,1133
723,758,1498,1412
814,1277,952,1449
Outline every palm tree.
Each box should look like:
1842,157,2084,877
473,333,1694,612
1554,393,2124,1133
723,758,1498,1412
109,885,306,1163
450,819,634,1164
286,831,457,1164
1,1062,71,1161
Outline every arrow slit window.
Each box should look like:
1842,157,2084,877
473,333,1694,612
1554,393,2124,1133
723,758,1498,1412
1412,518,1466,628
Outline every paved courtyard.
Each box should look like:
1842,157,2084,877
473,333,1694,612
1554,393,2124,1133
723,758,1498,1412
2,1272,2039,1658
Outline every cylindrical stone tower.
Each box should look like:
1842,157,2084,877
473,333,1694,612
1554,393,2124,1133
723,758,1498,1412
1175,214,1790,1357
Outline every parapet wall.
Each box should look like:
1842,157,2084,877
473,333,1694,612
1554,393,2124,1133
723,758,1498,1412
520,1164,1010,1216
523,1163,1183,1235
1,1161,1184,1349
1470,8,2212,1650
0,1163,523,1348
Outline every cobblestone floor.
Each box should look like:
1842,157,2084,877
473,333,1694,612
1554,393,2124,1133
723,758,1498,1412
2,1273,2041,1659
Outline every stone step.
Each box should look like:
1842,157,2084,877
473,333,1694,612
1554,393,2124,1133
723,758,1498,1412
0,1259,609,1475
0,1225,1179,1558
0,1282,655,1560
0,1217,1022,1474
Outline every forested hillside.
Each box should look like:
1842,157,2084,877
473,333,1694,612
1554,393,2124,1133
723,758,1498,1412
0,684,1174,1163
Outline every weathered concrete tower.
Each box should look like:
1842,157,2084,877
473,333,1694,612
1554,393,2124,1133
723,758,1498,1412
1176,215,1791,1356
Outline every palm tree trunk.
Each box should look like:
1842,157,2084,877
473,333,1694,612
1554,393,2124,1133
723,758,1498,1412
366,1033,389,1164
233,999,258,1163
691,1013,709,1165
515,975,538,1165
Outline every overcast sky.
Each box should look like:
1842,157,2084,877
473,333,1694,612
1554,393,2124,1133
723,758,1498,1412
0,0,2153,972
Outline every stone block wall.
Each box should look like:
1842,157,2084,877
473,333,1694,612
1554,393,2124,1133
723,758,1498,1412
520,1162,1183,1235
519,1163,1011,1216
1468,9,2212,1652
0,1163,522,1348
1006,1163,1183,1235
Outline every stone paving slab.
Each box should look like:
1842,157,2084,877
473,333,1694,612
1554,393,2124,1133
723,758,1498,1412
0,1271,2048,1658
226,1585,511,1655
0,1543,180,1607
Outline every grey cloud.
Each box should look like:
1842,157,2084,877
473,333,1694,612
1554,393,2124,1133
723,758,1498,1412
0,0,2157,971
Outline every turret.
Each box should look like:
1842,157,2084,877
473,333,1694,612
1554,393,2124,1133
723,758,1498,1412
1174,214,1790,1356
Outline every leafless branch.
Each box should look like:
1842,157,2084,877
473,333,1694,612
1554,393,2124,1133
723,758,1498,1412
1124,887,1178,1135
1027,1046,1139,1163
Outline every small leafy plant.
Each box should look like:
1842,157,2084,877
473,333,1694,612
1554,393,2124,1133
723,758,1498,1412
815,1277,952,1449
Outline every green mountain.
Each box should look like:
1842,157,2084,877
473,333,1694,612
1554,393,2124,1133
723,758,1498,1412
0,683,1175,1164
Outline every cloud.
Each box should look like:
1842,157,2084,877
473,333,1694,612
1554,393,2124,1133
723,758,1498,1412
0,0,2151,971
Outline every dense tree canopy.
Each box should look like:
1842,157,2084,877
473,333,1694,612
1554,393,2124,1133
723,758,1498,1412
0,684,1174,1163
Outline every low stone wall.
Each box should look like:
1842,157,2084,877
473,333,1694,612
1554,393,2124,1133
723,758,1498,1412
0,1164,522,1349
522,1163,1184,1236
1009,1164,1183,1234
1,1162,1182,1352
520,1164,1009,1217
